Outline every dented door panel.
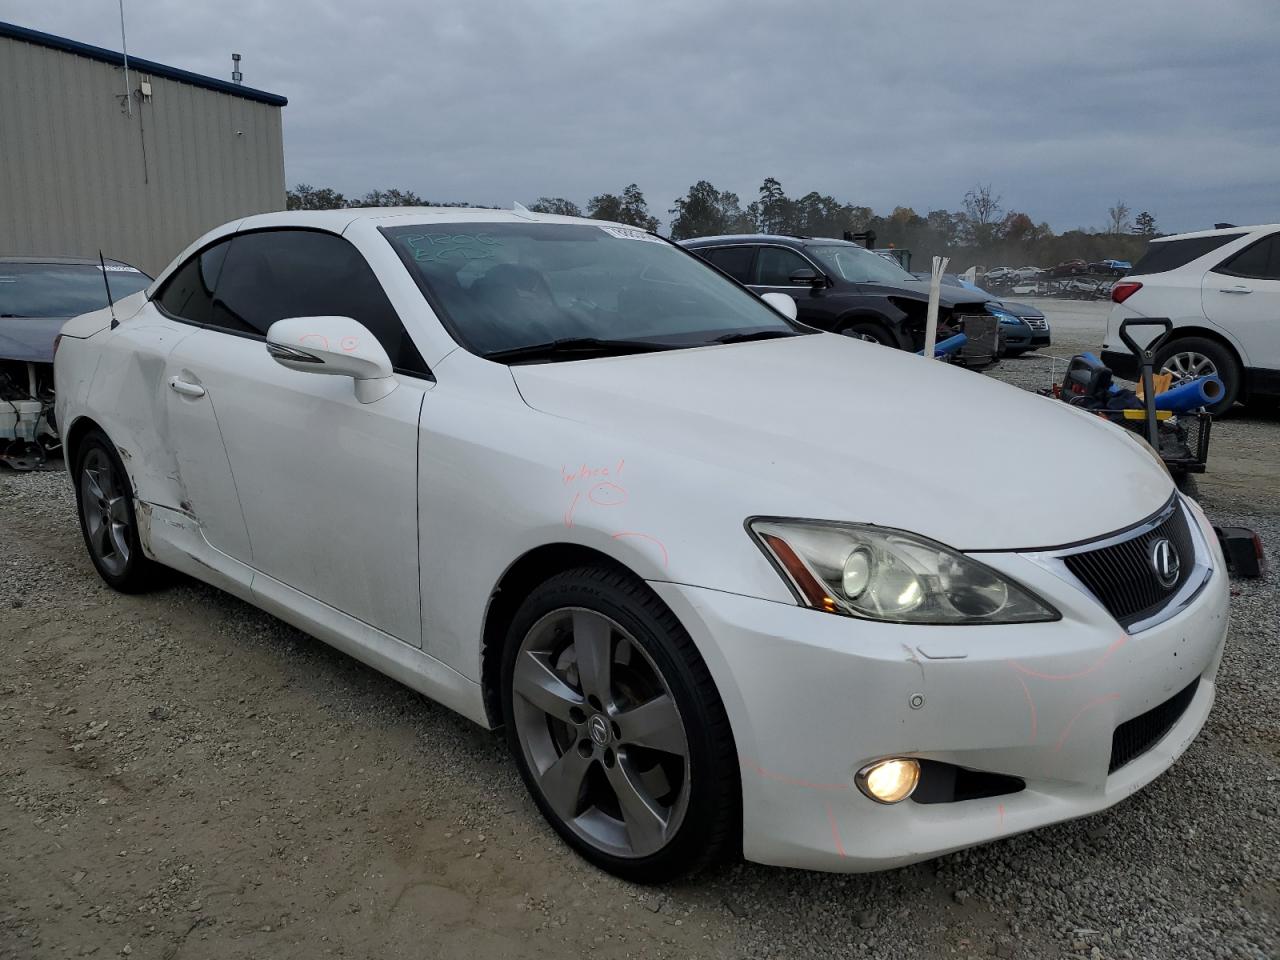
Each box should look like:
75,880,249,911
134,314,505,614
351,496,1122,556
162,329,254,562
82,310,196,510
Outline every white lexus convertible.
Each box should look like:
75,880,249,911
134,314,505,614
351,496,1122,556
54,208,1228,881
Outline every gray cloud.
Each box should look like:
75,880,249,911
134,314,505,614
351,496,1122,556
7,0,1279,232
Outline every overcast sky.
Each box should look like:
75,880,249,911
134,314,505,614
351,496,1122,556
7,0,1278,234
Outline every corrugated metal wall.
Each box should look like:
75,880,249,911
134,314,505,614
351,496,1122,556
0,36,285,275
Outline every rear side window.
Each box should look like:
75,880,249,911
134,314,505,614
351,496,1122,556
156,242,231,324
699,246,755,283
209,230,429,375
1214,233,1280,281
754,247,812,286
1130,233,1246,276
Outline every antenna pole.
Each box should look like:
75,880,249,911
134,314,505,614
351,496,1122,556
99,251,119,329
118,0,132,116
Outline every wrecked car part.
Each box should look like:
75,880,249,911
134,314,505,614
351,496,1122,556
0,437,46,471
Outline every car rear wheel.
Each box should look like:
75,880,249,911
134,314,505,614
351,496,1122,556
74,430,164,592
501,566,738,882
1153,336,1240,415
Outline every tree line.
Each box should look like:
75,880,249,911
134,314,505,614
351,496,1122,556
286,178,1162,269
286,183,659,231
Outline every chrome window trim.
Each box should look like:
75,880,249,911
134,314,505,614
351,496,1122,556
1020,496,1212,634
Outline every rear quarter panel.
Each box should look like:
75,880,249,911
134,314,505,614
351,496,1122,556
1102,268,1246,356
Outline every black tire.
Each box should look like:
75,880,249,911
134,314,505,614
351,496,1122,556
1004,348,1030,358
500,566,738,883
1152,335,1240,415
73,429,165,593
839,319,896,348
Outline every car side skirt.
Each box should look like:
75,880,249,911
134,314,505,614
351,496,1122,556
1244,366,1280,398
139,499,491,727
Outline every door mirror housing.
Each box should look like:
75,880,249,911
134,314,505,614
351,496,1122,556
789,268,825,288
265,316,397,403
760,292,798,321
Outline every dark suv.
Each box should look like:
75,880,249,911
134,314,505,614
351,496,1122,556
680,235,992,350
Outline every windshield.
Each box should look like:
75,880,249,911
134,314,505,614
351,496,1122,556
381,222,804,360
0,262,151,318
807,244,917,284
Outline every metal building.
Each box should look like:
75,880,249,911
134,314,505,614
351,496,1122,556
0,20,287,275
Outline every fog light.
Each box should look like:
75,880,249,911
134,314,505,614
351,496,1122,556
856,758,920,804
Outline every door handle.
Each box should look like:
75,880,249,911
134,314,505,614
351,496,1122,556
168,377,206,398
1219,284,1252,294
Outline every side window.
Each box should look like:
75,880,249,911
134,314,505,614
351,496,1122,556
1215,234,1280,281
155,240,231,324
701,246,755,284
1130,233,1245,275
210,230,429,375
755,247,812,286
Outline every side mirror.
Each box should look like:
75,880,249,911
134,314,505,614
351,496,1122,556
789,268,825,288
760,292,798,321
265,316,397,403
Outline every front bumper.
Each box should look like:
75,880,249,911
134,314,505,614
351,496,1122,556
651,501,1229,872
996,320,1031,349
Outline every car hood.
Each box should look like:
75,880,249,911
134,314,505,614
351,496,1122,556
0,316,64,362
995,300,1045,319
510,334,1173,551
853,278,993,309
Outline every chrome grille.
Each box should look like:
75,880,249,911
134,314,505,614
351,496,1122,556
1060,500,1196,628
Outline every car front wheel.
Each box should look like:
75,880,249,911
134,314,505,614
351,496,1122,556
73,429,163,592
840,320,895,347
501,566,738,882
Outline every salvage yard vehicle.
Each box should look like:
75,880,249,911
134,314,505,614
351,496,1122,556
912,272,1052,355
56,208,1230,882
682,234,992,353
0,256,151,468
1102,223,1280,413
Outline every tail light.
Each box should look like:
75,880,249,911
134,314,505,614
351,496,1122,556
1111,281,1143,304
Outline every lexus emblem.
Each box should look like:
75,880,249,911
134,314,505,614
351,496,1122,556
588,714,611,746
1150,538,1181,587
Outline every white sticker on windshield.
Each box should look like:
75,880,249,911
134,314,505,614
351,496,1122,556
597,225,664,244
98,265,140,273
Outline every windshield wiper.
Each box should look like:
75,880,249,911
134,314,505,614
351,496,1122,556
710,330,798,344
483,337,676,363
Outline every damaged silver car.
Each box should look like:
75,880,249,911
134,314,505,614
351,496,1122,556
0,256,150,469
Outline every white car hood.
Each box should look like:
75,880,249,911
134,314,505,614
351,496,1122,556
510,334,1174,552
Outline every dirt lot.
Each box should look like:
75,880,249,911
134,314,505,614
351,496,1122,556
3,302,1277,960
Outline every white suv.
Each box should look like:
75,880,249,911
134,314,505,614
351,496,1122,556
1102,223,1280,413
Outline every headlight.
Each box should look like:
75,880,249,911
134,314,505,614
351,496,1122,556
749,519,1059,624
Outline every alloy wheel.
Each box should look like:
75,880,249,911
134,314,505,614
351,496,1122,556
80,448,132,577
511,607,691,859
1161,350,1217,383
841,328,885,345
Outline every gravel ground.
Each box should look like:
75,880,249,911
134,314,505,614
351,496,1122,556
2,301,1276,959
